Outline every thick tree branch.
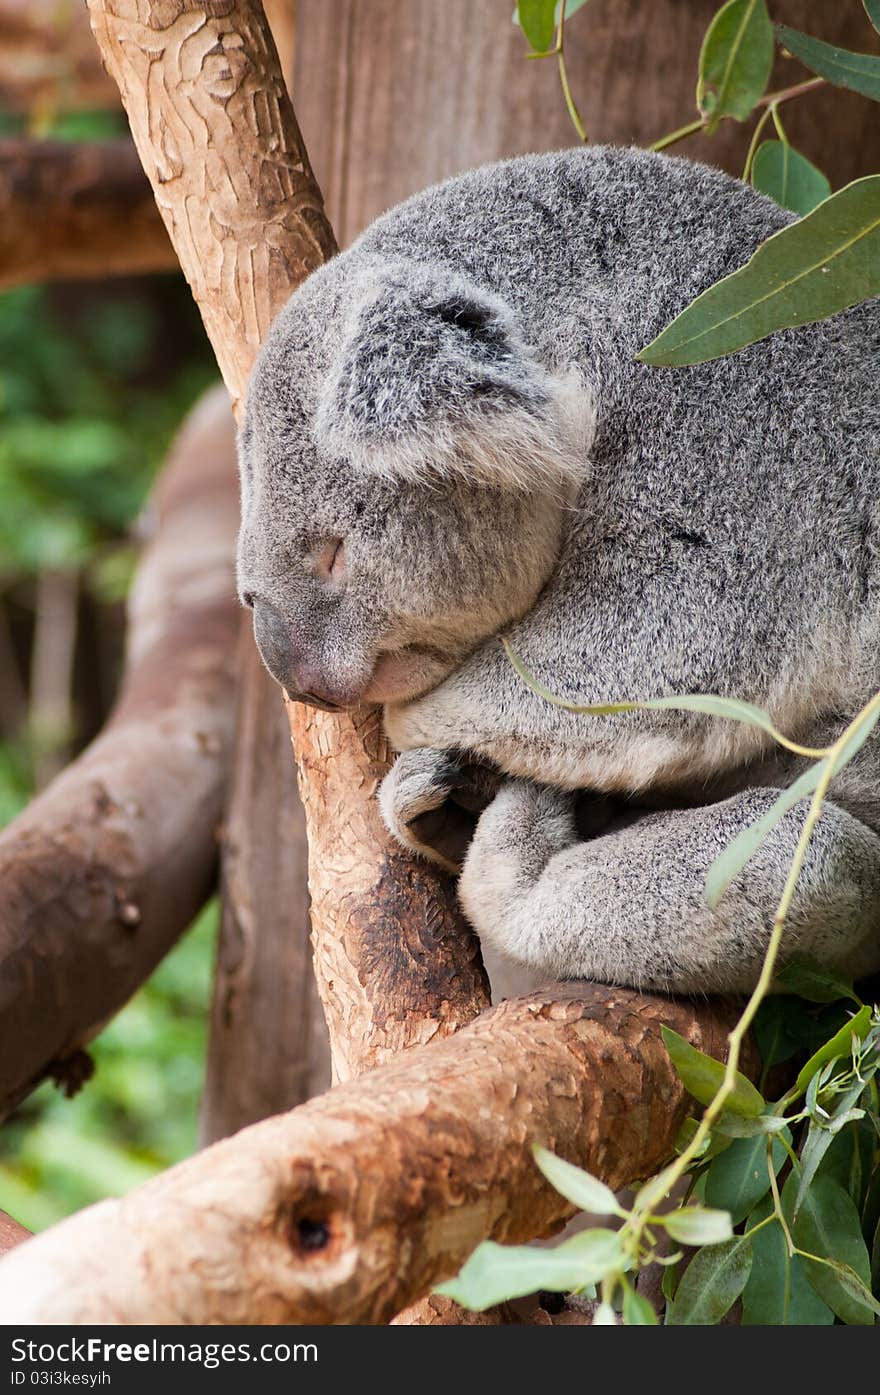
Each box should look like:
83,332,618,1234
0,986,747,1324
0,1210,30,1257
0,138,175,291
0,386,240,1118
83,0,489,1092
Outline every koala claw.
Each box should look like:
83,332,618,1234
379,748,501,871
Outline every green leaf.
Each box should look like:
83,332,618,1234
674,1115,733,1159
435,1229,625,1310
714,1112,790,1138
667,1235,754,1324
697,0,774,129
751,140,831,216
784,1174,876,1324
777,24,880,103
704,761,822,909
705,1130,789,1224
742,1198,834,1324
516,0,557,51
638,175,880,366
753,995,821,1069
663,1206,734,1246
662,1026,765,1118
532,1146,625,1217
775,955,859,1005
795,1005,872,1095
866,0,880,37
622,1285,659,1325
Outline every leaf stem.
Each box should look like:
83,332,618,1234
556,4,588,143
649,75,826,155
741,102,775,183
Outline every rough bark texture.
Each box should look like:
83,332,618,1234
0,138,175,291
295,0,880,248
0,386,239,1119
84,0,491,1094
200,639,330,1145
0,986,748,1325
0,1210,30,1258
288,702,489,1082
85,0,336,417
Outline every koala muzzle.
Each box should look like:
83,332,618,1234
251,597,351,711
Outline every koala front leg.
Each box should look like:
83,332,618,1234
459,781,880,994
379,747,501,871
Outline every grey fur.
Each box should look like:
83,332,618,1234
239,145,880,994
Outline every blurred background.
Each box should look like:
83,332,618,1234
1,0,878,1232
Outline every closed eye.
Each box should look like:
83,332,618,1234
315,538,346,584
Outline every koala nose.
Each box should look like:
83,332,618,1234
251,599,347,711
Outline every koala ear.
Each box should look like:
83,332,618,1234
313,262,594,492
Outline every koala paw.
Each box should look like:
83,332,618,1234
379,748,501,871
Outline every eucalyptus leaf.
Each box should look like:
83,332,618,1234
622,1285,659,1325
697,0,774,129
662,1026,765,1118
753,994,820,1068
713,1112,790,1138
784,1174,876,1324
667,1235,753,1324
704,1130,789,1224
777,25,880,103
795,1005,872,1095
516,0,557,52
663,1206,734,1246
741,1198,834,1325
638,175,880,366
435,1228,625,1310
866,0,880,37
704,760,822,909
752,140,831,216
532,1145,624,1217
775,956,859,1004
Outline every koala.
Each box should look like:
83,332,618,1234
238,144,880,997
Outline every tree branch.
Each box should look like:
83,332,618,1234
0,386,240,1118
0,138,176,292
0,986,748,1324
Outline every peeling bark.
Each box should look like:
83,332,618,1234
0,986,749,1325
0,138,175,292
0,386,239,1119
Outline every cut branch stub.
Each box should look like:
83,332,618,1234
0,985,749,1325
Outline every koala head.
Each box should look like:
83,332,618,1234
237,256,593,710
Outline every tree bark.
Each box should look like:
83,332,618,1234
0,385,240,1119
200,639,330,1144
84,0,490,1094
0,138,175,292
294,0,880,249
0,985,748,1325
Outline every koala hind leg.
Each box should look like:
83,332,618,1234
458,779,880,995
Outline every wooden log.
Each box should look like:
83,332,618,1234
84,0,491,1095
0,385,240,1118
0,986,747,1324
0,138,175,291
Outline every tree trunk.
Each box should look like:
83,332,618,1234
0,985,750,1324
0,386,239,1119
83,0,491,1098
0,139,175,291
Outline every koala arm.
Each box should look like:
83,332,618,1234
458,779,880,995
378,746,501,871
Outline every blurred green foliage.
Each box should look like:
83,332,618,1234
0,170,219,1229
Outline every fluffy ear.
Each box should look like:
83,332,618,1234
313,261,594,492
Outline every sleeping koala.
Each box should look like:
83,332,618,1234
238,144,880,996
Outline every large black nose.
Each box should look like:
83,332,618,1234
251,600,345,712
